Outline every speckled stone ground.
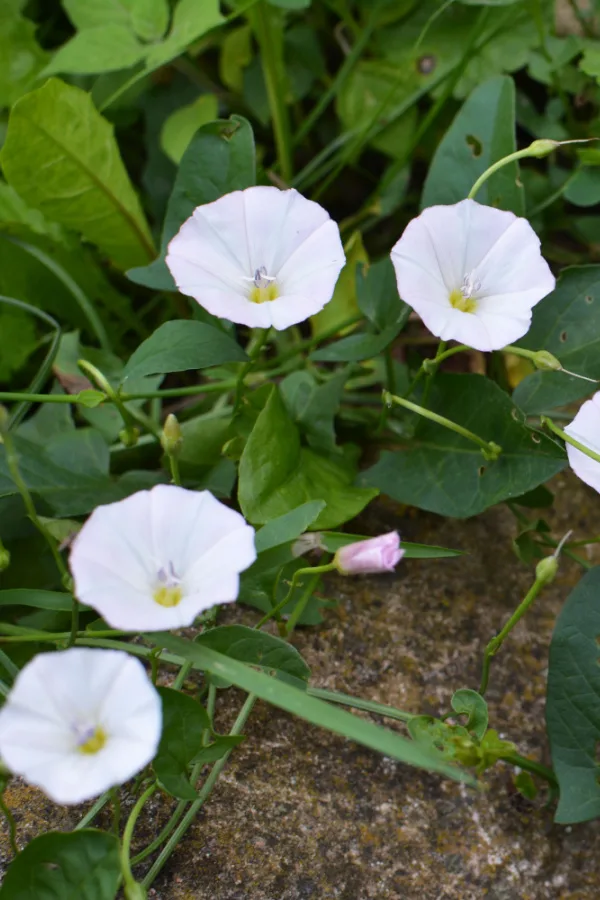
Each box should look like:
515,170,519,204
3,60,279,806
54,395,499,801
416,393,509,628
2,472,600,899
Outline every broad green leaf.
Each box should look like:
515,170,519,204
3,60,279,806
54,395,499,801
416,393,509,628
145,0,225,68
1,79,155,270
421,75,524,214
131,0,170,41
0,5,48,108
238,387,377,529
513,267,600,414
160,94,219,164
240,556,332,627
360,374,566,518
219,25,253,92
0,435,126,516
153,687,210,800
0,590,77,611
0,829,120,900
128,115,255,290
254,501,326,553
547,566,600,824
42,25,146,76
122,320,247,382
45,428,109,477
451,689,488,741
563,168,600,207
63,0,136,29
280,368,349,451
319,532,464,559
0,305,37,380
196,625,310,681
149,631,471,783
356,257,408,332
0,183,64,242
191,733,245,765
310,324,402,363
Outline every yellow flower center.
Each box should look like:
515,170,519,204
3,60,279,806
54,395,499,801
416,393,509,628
449,288,477,313
153,584,183,607
79,727,107,755
250,282,279,304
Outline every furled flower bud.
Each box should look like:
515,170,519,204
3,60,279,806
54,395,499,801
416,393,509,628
535,554,558,586
334,532,404,575
161,413,182,456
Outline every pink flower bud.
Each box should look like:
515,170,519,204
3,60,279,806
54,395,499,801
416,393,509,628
334,532,404,575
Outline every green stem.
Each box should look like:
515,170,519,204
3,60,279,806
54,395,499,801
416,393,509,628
268,314,363,368
402,343,467,400
252,2,293,182
500,751,558,787
120,783,157,894
168,453,181,486
479,576,547,695
142,694,256,889
78,360,139,438
233,328,270,412
1,428,71,590
542,416,600,465
383,391,502,461
254,564,334,631
0,793,18,856
75,790,113,830
307,687,414,723
468,148,537,201
285,565,334,634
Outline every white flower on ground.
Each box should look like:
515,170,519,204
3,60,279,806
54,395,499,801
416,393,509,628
564,392,600,494
334,532,404,575
0,648,161,804
165,186,346,330
69,485,256,631
390,199,555,352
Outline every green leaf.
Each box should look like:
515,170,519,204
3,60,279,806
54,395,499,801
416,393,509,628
219,24,253,92
145,0,225,68
254,501,326,553
514,266,600,414
0,305,37,381
196,625,311,681
319,532,464,559
122,320,247,382
0,829,120,900
546,566,600,823
153,687,210,800
42,25,146,76
148,631,471,784
160,94,219,164
563,168,600,208
360,374,566,518
280,368,349,451
191,733,245,766
268,0,311,8
1,79,154,270
238,387,377,529
356,257,409,332
311,231,366,337
0,590,78,611
421,74,524,214
457,0,522,5
63,0,135,29
131,0,170,41
0,5,48,108
128,115,255,290
451,689,488,741
310,324,402,363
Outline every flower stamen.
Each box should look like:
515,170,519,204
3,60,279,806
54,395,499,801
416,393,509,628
244,266,280,304
76,725,107,755
449,271,480,313
153,561,183,608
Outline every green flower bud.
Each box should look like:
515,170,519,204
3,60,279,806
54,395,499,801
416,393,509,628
0,405,9,435
119,426,140,448
527,139,559,159
161,413,183,456
532,350,562,372
535,554,559,586
0,545,10,572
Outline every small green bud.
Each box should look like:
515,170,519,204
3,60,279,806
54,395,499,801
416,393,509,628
0,405,9,435
481,441,502,462
532,350,562,372
76,389,107,409
161,413,183,456
527,139,559,159
119,426,140,448
535,554,559,585
0,545,10,572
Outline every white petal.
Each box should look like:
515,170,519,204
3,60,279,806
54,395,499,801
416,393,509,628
565,393,600,494
390,199,555,351
0,649,161,804
165,186,345,330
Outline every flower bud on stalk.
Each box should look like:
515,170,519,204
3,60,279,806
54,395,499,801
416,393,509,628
160,413,182,457
334,532,404,575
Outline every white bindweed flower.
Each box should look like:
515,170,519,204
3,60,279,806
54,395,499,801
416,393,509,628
0,648,161,804
564,392,600,494
69,485,256,631
165,186,346,330
390,199,555,351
